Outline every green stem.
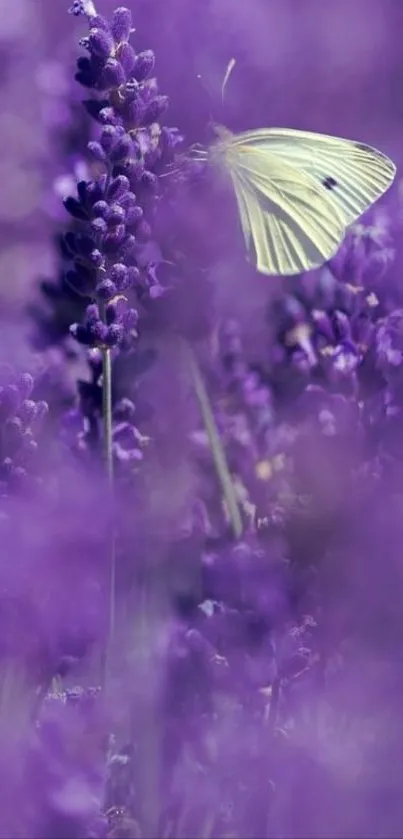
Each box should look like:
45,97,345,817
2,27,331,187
186,343,243,540
101,347,116,687
102,347,114,485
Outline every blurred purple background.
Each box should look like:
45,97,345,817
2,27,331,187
0,3,402,836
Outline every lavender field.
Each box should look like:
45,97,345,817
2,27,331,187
0,0,403,836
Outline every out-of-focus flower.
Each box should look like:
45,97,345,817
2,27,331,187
0,366,48,498
24,686,105,839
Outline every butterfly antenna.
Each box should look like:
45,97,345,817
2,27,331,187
221,57,236,104
195,70,216,132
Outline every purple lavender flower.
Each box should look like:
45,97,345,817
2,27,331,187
65,3,182,349
0,366,48,498
262,218,394,410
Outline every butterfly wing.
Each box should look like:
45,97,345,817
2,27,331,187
228,128,396,225
222,142,347,275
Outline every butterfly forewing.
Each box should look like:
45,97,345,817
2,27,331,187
229,128,396,225
222,142,346,275
212,126,396,276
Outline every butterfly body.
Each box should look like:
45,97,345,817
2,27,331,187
208,125,396,276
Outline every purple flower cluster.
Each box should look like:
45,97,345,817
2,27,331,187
0,368,48,498
64,3,182,350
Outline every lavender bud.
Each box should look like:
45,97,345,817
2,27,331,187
87,141,107,162
105,324,125,345
17,373,34,400
104,225,126,252
121,235,137,264
110,263,128,288
18,400,37,424
114,422,141,448
87,27,114,59
96,280,118,300
141,170,158,192
99,106,119,125
122,307,138,331
85,178,106,204
160,125,183,152
127,266,141,286
117,159,144,186
70,324,92,345
141,77,159,101
89,249,105,268
92,200,110,218
114,398,136,421
101,58,126,89
100,125,121,152
77,180,89,202
149,283,165,299
105,302,118,324
118,191,137,210
111,7,132,42
90,217,108,236
125,205,143,229
68,1,86,16
333,310,351,341
143,94,169,124
123,96,144,125
63,196,88,220
124,77,140,101
75,56,98,88
91,321,109,343
106,175,130,201
114,445,143,463
117,42,136,77
91,14,111,31
311,310,334,342
133,50,155,81
109,134,134,162
85,303,101,325
107,204,126,226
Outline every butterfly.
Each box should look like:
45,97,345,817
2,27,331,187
203,125,397,276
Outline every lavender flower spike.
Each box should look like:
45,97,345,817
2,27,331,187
67,3,179,348
69,0,97,19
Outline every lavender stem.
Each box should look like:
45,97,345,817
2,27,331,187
101,346,116,686
186,342,243,540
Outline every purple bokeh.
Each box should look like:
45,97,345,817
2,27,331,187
0,1,402,837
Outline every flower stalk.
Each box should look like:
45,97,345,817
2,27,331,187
186,342,243,539
101,345,116,687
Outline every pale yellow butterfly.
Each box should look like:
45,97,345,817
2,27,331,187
204,124,397,276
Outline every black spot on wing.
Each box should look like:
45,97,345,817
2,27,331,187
355,142,374,153
322,175,338,191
